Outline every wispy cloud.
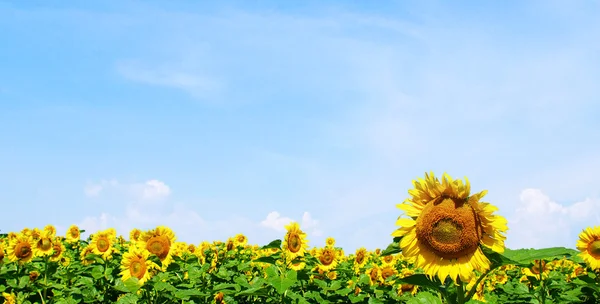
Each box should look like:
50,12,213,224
84,179,171,201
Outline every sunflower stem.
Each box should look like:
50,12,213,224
539,259,546,304
464,269,491,301
43,255,49,302
456,278,465,304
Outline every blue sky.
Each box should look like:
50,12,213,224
1,0,599,252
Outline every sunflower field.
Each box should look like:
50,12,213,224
2,172,600,304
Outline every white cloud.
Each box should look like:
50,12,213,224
506,188,600,249
260,211,293,232
260,211,322,237
84,179,171,201
116,61,223,101
129,179,171,201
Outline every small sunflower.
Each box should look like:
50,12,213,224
49,239,66,262
325,237,336,248
2,292,16,304
353,247,369,271
0,241,5,262
366,264,382,285
577,226,600,270
316,247,339,272
80,246,95,265
89,228,118,260
43,224,57,237
7,234,35,264
234,233,248,248
129,228,142,243
65,225,81,244
282,222,309,260
138,226,176,270
120,246,157,286
392,172,508,283
521,260,552,280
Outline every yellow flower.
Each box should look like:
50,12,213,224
397,269,419,295
172,242,189,258
521,260,552,280
7,234,35,264
0,241,5,262
392,172,508,283
80,246,95,265
65,225,81,244
129,228,142,243
282,222,309,260
120,246,158,286
577,226,600,270
234,234,248,248
325,237,336,248
43,224,57,237
380,254,396,266
138,226,176,270
214,291,226,304
2,292,16,304
34,230,54,257
366,264,382,285
89,228,118,260
49,238,66,262
315,247,339,272
353,247,368,272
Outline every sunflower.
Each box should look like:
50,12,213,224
325,237,336,248
43,224,57,237
65,225,81,244
392,172,508,283
34,230,55,257
129,228,142,243
89,228,118,260
234,233,248,248
138,226,176,270
366,264,382,285
49,239,66,262
214,292,226,304
380,254,396,266
315,247,339,272
577,226,600,270
2,292,16,304
120,245,157,286
0,241,5,262
80,246,95,265
172,242,189,259
353,247,369,271
521,259,552,280
7,234,35,264
282,222,309,260
380,265,398,285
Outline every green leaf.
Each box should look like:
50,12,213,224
213,283,241,292
91,265,104,280
380,241,402,257
267,269,297,294
398,274,445,295
115,293,139,304
502,247,579,264
406,291,443,304
174,289,206,299
18,275,29,289
236,286,269,297
253,256,279,265
260,239,282,250
482,247,520,269
113,278,141,293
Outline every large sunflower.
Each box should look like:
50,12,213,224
120,246,157,286
577,226,600,270
138,226,176,270
282,222,309,260
7,234,35,264
392,172,508,283
34,230,55,257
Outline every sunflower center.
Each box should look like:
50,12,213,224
288,234,302,253
320,249,335,266
383,255,394,264
39,238,52,251
130,259,147,279
52,245,62,258
381,268,395,280
588,240,600,257
356,252,365,264
415,197,482,259
369,268,379,281
97,237,110,252
16,242,32,259
147,236,169,259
